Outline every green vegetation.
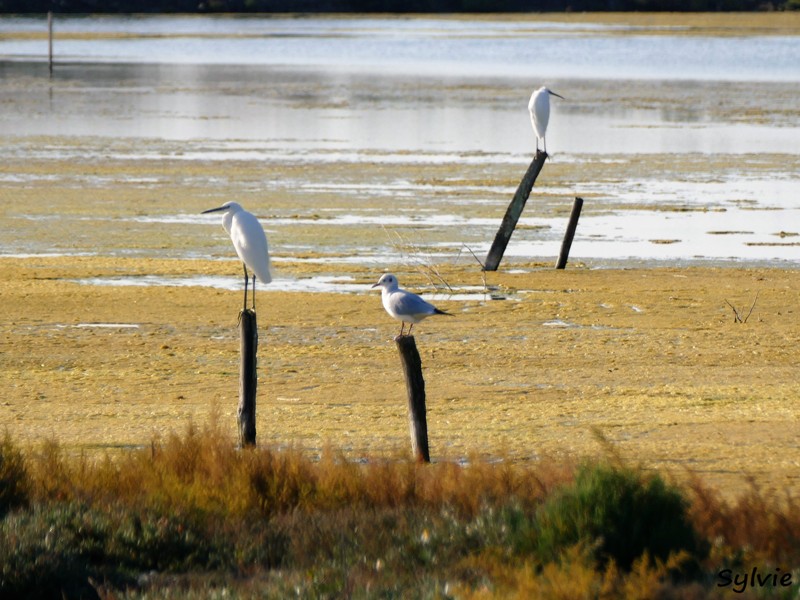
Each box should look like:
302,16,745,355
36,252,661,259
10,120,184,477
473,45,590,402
534,462,704,570
0,423,798,598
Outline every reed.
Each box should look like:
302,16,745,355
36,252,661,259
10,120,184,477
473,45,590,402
1,422,797,599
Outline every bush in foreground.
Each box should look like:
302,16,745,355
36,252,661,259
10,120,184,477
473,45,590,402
0,432,30,518
534,462,704,571
0,426,797,598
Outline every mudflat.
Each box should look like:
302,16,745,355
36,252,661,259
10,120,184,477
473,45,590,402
2,255,797,500
1,12,799,502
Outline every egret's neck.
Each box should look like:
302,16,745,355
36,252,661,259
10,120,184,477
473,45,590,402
221,211,234,235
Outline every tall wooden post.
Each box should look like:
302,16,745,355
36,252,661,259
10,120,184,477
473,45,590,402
555,197,584,269
47,11,53,77
395,335,430,463
239,309,258,447
484,150,548,271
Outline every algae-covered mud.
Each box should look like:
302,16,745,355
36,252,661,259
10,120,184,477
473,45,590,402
2,257,799,499
1,13,799,499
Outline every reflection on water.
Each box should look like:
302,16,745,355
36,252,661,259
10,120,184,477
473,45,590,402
0,16,799,267
1,15,798,82
1,61,798,156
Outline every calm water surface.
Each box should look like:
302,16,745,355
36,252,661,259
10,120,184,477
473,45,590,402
0,15,799,269
1,15,798,81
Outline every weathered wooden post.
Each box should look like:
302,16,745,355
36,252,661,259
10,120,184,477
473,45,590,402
555,197,584,269
484,150,548,271
238,308,258,447
47,11,53,77
395,335,430,463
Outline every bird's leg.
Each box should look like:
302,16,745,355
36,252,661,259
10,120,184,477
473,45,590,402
407,323,414,336
399,322,405,337
242,263,249,313
251,274,256,311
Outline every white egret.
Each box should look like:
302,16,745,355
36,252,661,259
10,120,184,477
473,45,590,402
528,86,565,154
202,201,271,311
372,273,452,337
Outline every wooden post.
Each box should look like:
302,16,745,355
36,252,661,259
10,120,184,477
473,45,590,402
484,150,548,271
555,197,584,269
47,11,53,77
239,308,258,447
395,335,430,463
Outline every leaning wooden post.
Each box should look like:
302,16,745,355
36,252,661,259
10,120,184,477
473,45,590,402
555,197,584,269
484,150,548,271
395,335,430,463
47,11,54,77
238,308,258,447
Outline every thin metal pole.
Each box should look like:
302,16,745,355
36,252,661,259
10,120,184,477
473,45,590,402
48,11,53,77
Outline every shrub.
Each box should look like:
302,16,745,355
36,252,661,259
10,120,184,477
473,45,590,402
534,463,704,571
0,433,30,517
0,503,105,599
0,501,261,599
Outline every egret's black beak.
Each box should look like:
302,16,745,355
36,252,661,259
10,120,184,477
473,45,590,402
371,282,380,288
549,91,566,100
201,206,226,214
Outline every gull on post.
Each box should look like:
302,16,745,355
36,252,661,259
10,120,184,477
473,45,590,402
528,86,565,154
372,273,452,337
202,201,271,311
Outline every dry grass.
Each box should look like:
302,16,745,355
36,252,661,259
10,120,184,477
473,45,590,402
4,259,800,502
27,420,572,519
2,422,799,598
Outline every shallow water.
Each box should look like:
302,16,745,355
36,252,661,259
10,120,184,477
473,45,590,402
71,274,370,294
0,16,799,270
2,15,799,81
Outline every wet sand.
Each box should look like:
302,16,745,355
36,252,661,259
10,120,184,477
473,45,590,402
2,255,799,500
1,13,799,501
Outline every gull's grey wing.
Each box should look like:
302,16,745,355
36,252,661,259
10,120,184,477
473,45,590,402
389,290,436,317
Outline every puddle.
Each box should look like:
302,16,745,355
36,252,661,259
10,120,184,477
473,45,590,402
542,319,576,328
437,292,514,302
427,285,520,302
73,323,140,329
68,275,526,302
192,212,501,228
541,319,619,330
70,275,370,294
499,208,800,264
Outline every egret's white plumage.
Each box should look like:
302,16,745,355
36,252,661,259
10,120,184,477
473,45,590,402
372,273,451,337
202,201,271,310
528,86,565,153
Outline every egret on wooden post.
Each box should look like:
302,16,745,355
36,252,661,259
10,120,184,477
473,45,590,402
202,201,271,311
528,86,565,154
372,273,452,337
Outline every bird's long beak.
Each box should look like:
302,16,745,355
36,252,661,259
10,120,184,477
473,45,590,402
201,205,226,214
549,90,565,100
371,282,380,288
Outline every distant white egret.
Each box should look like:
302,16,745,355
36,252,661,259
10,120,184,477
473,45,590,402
202,201,271,311
372,273,452,337
528,86,565,154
